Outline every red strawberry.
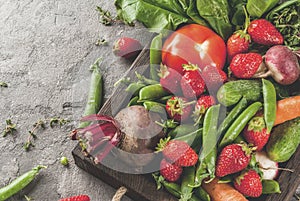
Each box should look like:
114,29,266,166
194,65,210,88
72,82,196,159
247,19,284,46
201,65,227,90
193,95,216,125
160,159,183,182
243,116,270,151
157,139,198,167
230,53,265,79
216,143,253,177
159,64,182,94
227,31,250,62
166,96,194,122
234,169,263,197
181,63,206,99
113,37,143,59
59,195,90,201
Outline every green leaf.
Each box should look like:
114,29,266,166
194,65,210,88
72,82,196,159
196,0,233,39
246,0,279,18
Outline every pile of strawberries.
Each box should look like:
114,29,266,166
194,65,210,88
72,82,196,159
227,19,283,78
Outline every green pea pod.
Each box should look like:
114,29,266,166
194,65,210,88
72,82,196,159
246,0,279,17
219,102,262,148
157,95,173,104
139,84,170,101
262,180,281,194
195,105,220,185
174,128,203,149
125,82,146,96
217,97,248,137
162,181,181,198
78,59,103,128
180,166,196,200
0,165,46,201
150,34,163,81
233,135,246,144
262,79,277,133
168,124,199,138
143,101,166,115
127,96,140,106
195,187,211,201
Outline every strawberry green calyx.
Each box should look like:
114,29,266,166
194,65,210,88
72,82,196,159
156,137,171,152
168,97,185,116
182,63,199,71
248,117,266,132
240,142,256,157
158,64,170,78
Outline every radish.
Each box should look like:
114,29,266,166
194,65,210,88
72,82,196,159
72,106,165,167
254,45,300,85
255,151,278,180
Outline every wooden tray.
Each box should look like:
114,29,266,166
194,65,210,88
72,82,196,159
72,47,300,201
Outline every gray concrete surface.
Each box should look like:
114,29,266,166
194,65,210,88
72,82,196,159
0,0,299,201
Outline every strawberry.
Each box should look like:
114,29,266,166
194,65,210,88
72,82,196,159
193,95,216,125
181,63,206,99
157,139,198,167
113,37,143,59
159,64,182,94
166,96,194,122
247,19,284,46
234,169,263,197
216,143,253,177
201,65,227,90
160,159,183,182
230,53,264,79
243,116,270,151
227,31,250,63
59,195,90,201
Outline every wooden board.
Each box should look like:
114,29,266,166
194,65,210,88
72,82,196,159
72,45,300,201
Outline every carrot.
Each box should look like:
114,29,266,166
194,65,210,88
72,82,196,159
274,95,300,126
202,178,248,201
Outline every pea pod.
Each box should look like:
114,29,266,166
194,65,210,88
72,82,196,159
219,102,262,148
180,166,196,200
168,124,199,138
217,97,248,137
150,34,163,81
125,82,145,96
78,58,103,128
157,95,173,104
143,101,166,115
139,84,170,101
162,181,181,198
135,71,159,85
262,180,281,194
174,128,203,149
195,187,210,201
127,96,140,106
262,79,277,133
0,165,46,201
195,105,220,185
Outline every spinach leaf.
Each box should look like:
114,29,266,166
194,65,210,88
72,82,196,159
196,0,233,39
115,0,206,33
266,0,300,50
230,0,247,26
246,0,279,18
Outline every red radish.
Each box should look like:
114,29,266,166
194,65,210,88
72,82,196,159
113,37,143,59
72,106,165,166
255,151,278,180
256,45,300,85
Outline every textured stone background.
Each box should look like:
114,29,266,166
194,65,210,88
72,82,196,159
0,0,299,201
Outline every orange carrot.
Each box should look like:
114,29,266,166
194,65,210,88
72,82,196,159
202,178,248,201
274,95,300,126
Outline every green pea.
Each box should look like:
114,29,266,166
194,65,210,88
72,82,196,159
149,34,163,81
262,79,277,133
139,84,169,101
219,102,262,148
0,165,46,201
60,156,69,166
125,82,145,96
